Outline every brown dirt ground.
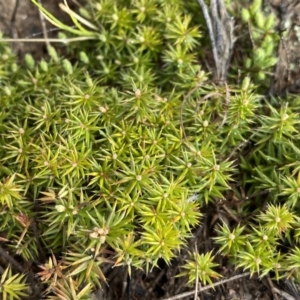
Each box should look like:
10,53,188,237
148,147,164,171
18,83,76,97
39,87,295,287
0,0,83,59
1,1,300,300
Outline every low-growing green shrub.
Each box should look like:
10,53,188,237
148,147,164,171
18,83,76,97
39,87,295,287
0,0,300,299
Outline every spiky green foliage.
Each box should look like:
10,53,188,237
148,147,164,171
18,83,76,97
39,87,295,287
177,251,222,286
0,0,300,298
0,267,27,300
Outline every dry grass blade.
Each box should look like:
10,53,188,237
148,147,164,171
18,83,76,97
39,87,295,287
163,272,250,300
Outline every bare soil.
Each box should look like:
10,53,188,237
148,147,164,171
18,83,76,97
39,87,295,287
0,0,81,59
1,1,300,300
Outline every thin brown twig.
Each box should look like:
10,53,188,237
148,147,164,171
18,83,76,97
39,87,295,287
267,274,279,300
194,244,199,300
163,272,250,300
0,36,97,43
247,20,256,49
221,204,241,223
273,287,296,300
283,279,300,300
9,0,19,39
195,91,221,113
237,69,241,86
227,132,256,161
0,245,24,273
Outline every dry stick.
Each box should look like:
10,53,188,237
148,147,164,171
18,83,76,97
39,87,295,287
247,20,256,49
198,0,234,82
38,0,50,48
273,287,296,300
216,0,234,79
9,0,19,39
163,272,250,300
197,0,219,74
194,244,199,300
227,132,256,161
267,274,279,300
237,69,241,86
1,26,76,48
0,245,24,273
0,36,97,43
26,26,76,39
279,0,292,91
221,204,241,223
283,279,300,300
211,0,223,81
195,91,222,116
